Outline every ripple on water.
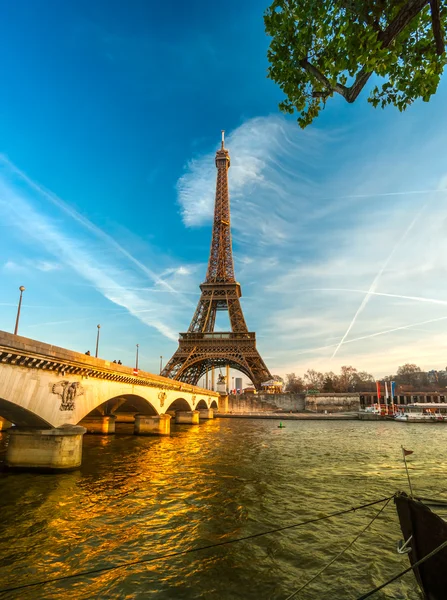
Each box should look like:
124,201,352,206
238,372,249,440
0,419,441,599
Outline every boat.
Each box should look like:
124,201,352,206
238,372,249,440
395,492,447,599
394,403,447,423
358,404,394,420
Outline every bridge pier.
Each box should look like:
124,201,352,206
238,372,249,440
79,415,116,434
175,410,199,425
218,394,229,413
6,425,86,471
198,408,214,420
0,417,12,430
115,412,136,423
134,414,171,435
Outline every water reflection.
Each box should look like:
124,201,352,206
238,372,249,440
1,420,445,599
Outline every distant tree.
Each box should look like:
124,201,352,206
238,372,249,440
304,369,325,390
322,371,338,392
352,370,376,392
337,365,359,392
285,373,305,392
428,369,447,388
264,0,447,128
396,363,423,387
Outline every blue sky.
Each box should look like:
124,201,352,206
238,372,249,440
1,0,447,383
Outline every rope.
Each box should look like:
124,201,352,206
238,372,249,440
0,495,394,595
356,537,447,599
284,496,392,600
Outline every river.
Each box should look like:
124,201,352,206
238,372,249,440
1,418,446,599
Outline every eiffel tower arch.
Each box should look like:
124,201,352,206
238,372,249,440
162,131,271,390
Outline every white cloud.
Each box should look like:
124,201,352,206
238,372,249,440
3,260,24,272
0,159,191,341
177,115,326,246
35,260,62,272
175,114,447,378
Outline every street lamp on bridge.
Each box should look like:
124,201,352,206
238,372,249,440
160,355,163,375
136,344,139,370
95,324,101,358
14,286,25,336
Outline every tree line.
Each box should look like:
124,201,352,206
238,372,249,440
282,364,447,393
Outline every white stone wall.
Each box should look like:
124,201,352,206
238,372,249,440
305,394,360,412
228,393,305,413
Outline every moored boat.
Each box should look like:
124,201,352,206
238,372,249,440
394,403,447,423
395,492,447,599
358,403,395,420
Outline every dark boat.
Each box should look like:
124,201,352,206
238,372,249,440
395,492,447,599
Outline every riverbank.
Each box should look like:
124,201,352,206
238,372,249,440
215,412,358,420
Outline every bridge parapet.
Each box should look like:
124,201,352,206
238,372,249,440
0,330,215,396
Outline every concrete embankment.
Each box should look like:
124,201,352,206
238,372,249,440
228,392,360,414
215,412,358,420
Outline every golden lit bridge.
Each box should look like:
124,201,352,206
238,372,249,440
0,330,220,470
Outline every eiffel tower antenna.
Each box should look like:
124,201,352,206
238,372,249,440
161,133,271,389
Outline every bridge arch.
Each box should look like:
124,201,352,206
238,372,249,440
165,397,192,413
78,394,159,423
210,399,218,409
196,399,208,409
0,397,52,428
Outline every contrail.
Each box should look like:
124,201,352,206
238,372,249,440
295,315,447,357
324,189,447,201
304,288,447,307
0,155,193,307
331,206,427,359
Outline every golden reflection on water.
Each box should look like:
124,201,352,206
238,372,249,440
1,419,446,599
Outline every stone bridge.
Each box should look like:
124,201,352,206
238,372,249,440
0,330,221,470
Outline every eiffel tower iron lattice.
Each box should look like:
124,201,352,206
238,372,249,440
161,131,272,390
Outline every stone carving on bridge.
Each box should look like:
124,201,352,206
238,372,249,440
158,391,167,407
208,397,212,406
52,381,85,411
192,395,196,406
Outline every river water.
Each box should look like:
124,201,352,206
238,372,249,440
0,418,446,600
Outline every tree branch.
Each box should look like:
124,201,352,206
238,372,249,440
429,0,445,55
299,58,349,99
300,0,434,105
346,0,431,103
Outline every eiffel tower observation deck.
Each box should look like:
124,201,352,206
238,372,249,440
161,132,272,389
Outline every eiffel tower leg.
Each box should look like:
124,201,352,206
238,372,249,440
228,297,248,332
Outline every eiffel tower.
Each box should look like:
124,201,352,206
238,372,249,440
161,131,272,390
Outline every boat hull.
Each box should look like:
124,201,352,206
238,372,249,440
394,416,445,423
395,492,447,599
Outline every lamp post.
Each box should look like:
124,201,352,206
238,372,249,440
95,324,101,358
14,286,26,335
136,344,139,370
159,355,163,375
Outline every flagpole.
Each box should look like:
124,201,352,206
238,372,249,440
385,381,389,414
402,446,414,498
